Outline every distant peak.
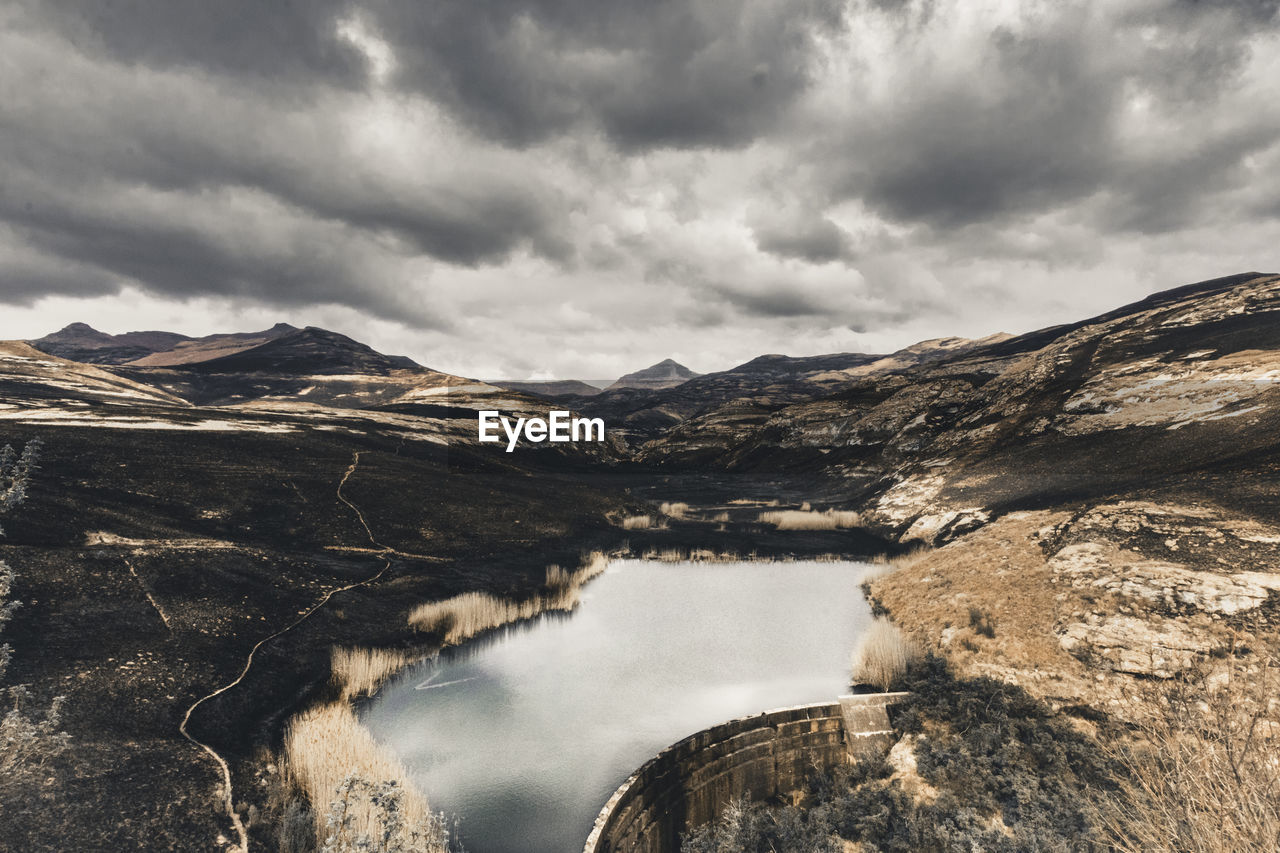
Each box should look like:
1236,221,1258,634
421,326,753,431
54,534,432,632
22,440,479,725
607,358,699,391
61,322,101,334
268,322,298,332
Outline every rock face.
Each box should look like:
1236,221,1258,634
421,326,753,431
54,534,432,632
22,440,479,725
605,358,699,391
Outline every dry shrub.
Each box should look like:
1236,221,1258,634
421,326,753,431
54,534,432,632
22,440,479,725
1104,648,1280,852
408,551,609,645
660,501,690,519
710,511,731,522
330,646,419,700
850,618,919,691
283,702,445,849
758,509,862,530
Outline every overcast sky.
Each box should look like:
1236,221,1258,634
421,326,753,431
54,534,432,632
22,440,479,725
1,1,1278,379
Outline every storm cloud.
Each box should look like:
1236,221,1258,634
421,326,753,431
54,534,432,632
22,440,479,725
0,0,1278,377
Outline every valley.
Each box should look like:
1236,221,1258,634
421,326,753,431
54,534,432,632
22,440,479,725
1,271,1278,852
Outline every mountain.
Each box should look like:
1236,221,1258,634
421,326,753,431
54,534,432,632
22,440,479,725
488,379,607,397
605,358,699,391
565,336,1006,439
27,322,299,366
29,322,192,364
641,271,1280,542
125,323,298,366
178,327,418,375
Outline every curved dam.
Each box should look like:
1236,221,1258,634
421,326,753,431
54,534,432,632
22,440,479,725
584,692,909,853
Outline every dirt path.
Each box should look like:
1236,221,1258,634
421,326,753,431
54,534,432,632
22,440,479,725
179,451,394,853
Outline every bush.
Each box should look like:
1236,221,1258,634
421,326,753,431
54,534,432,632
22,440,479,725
968,606,996,639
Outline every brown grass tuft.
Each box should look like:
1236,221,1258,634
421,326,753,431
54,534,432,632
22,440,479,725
850,617,919,691
621,514,667,530
659,501,690,519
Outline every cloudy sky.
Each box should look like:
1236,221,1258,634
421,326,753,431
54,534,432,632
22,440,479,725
1,0,1278,379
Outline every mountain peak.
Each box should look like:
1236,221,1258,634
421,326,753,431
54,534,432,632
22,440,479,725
607,358,699,391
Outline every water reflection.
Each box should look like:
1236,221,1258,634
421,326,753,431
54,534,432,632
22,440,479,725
361,559,875,853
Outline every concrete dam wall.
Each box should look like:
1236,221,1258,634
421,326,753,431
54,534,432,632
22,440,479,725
583,693,908,853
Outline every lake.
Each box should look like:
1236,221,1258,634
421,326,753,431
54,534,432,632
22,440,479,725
361,558,876,853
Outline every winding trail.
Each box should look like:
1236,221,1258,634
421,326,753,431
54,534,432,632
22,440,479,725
179,451,394,853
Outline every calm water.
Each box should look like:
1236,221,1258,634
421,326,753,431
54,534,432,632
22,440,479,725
361,559,875,853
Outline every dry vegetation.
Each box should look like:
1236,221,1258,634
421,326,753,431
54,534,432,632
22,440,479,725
1104,647,1280,853
620,514,667,530
850,617,919,691
758,508,861,530
329,646,421,701
659,501,690,519
408,551,608,645
282,702,450,851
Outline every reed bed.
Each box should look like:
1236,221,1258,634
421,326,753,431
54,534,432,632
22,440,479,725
758,508,862,530
283,702,446,849
408,551,609,645
850,617,919,691
330,646,420,700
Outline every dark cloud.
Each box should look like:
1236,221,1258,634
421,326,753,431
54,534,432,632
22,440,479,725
25,0,365,85
752,212,849,263
369,0,845,149
1,0,1278,376
813,0,1280,236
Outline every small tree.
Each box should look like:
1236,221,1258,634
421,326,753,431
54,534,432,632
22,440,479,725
0,439,69,796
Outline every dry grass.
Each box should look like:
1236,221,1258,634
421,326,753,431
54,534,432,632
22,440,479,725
869,544,931,573
850,617,919,691
864,511,1085,679
621,514,667,530
758,509,862,530
283,701,440,848
330,646,420,700
408,551,609,645
659,501,690,519
1104,648,1280,852
710,511,731,523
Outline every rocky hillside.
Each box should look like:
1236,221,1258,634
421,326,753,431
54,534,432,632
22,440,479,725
637,271,1280,714
563,336,1004,441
